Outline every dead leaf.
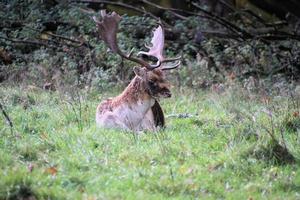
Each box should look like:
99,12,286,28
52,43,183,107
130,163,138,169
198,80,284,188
0,48,12,64
45,166,58,176
40,31,52,40
293,111,299,118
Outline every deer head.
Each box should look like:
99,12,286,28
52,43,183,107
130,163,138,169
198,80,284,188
132,66,172,98
93,10,181,99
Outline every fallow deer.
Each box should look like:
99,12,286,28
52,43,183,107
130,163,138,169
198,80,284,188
94,10,181,132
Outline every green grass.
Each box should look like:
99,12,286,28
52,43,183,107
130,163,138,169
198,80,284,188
0,86,300,199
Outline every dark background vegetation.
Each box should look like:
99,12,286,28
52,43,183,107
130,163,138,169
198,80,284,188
1,0,300,93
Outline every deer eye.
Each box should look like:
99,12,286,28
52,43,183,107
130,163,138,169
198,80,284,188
148,80,157,88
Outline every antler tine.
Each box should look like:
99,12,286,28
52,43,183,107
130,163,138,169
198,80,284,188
93,10,154,69
137,24,181,69
163,55,182,62
161,60,181,71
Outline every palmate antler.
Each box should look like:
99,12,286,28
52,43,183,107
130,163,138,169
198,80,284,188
93,10,181,71
137,23,181,70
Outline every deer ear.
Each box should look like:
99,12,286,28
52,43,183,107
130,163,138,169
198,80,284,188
133,66,146,78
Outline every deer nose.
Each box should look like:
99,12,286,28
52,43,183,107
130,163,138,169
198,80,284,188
164,91,172,98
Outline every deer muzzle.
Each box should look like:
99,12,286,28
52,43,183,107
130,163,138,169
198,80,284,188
161,89,172,98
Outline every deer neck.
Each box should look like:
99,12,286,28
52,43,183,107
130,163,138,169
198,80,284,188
116,76,155,113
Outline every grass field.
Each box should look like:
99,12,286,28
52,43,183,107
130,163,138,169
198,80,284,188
0,86,300,199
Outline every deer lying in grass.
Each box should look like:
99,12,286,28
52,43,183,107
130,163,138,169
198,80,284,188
94,10,181,132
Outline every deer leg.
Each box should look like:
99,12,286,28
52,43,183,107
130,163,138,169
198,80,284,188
139,110,157,132
97,112,130,131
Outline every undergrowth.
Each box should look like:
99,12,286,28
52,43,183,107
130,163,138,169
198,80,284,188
0,86,300,199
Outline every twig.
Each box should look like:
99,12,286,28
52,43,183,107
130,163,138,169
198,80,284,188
198,29,241,40
140,0,188,20
0,102,13,134
141,0,208,18
72,0,171,28
23,26,92,48
241,9,267,25
140,0,251,41
191,2,253,39
0,36,50,47
219,0,235,12
166,113,196,119
140,0,255,43
255,32,300,41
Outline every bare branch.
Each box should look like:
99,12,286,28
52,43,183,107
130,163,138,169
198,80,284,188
23,26,92,48
191,2,253,39
140,0,188,20
0,36,51,47
72,0,171,28
0,102,13,134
